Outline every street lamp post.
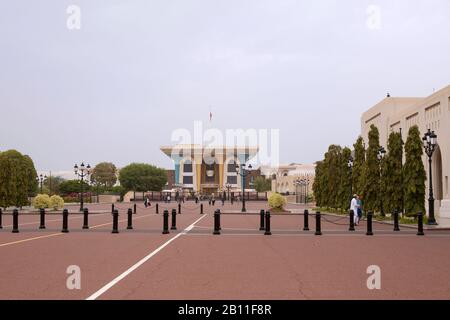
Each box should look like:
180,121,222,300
305,177,310,204
294,179,301,203
423,129,438,225
74,162,91,212
294,178,309,204
236,163,252,212
377,146,386,215
37,174,47,194
348,156,354,203
399,128,405,216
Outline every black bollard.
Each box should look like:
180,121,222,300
417,212,425,236
213,209,221,235
171,209,177,230
349,210,355,231
259,209,265,231
178,203,181,214
315,212,322,236
127,208,133,229
39,208,46,229
82,208,89,229
366,211,373,236
303,209,309,231
61,209,69,233
393,210,400,232
200,203,204,215
112,209,119,234
162,210,169,234
156,203,159,214
134,203,137,215
111,203,115,214
12,209,19,233
0,208,2,229
264,211,272,236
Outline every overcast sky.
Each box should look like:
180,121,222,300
1,0,450,174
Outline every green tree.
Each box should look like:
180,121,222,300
362,125,381,212
324,145,342,209
352,136,366,196
90,162,117,188
253,176,272,192
23,155,38,197
312,160,325,207
59,179,90,195
43,176,66,195
0,150,37,208
384,132,404,213
338,147,352,210
403,125,426,217
119,163,167,192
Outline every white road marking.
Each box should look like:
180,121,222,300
85,214,208,300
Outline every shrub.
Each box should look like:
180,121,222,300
33,194,51,209
49,195,64,210
268,193,286,212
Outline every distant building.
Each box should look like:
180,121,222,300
260,163,315,195
361,85,450,220
160,145,259,194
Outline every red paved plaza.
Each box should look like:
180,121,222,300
1,201,449,300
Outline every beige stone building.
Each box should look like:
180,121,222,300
361,85,450,222
260,163,315,195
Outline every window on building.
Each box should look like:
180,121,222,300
227,161,237,172
183,176,193,184
227,175,237,184
183,162,193,173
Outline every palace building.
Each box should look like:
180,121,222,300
361,84,450,222
160,145,259,194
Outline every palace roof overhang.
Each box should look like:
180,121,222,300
160,144,259,159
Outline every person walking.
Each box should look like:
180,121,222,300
144,196,151,208
350,194,359,226
356,196,363,224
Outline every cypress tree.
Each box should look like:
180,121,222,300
352,137,366,196
325,145,342,209
403,125,426,217
319,150,331,208
338,147,352,210
362,125,381,212
313,161,324,207
384,132,403,213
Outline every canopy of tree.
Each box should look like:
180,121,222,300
59,179,91,195
90,162,117,188
253,176,272,192
0,149,38,208
119,163,167,192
